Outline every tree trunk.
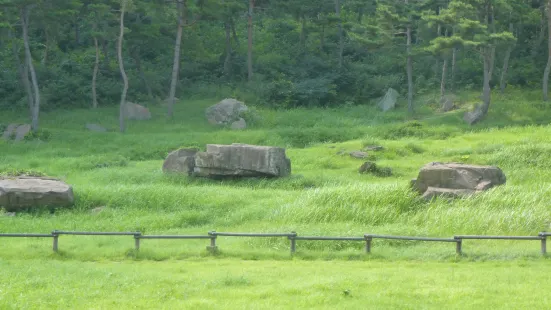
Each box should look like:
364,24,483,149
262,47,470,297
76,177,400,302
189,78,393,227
247,0,254,81
500,23,514,94
481,50,491,114
42,29,49,66
168,0,184,118
405,0,413,114
92,36,99,108
21,6,40,132
357,7,363,24
544,4,551,100
440,58,448,102
118,0,128,132
335,0,343,68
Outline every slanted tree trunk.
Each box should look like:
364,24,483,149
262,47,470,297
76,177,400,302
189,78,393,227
500,23,514,94
230,17,239,47
544,0,551,101
21,6,40,132
92,35,100,108
168,0,185,118
335,0,343,68
118,0,128,132
247,0,254,81
405,0,413,114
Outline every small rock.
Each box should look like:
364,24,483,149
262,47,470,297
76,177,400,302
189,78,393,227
86,123,107,132
2,212,16,217
206,98,248,126
349,151,368,159
230,118,247,130
363,145,384,152
2,124,18,140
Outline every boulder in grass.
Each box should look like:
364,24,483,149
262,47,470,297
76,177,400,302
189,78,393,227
412,162,506,200
0,177,74,211
124,102,151,120
194,144,291,178
162,148,199,176
2,124,31,141
205,98,248,127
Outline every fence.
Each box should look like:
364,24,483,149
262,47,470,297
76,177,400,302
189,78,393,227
0,230,549,256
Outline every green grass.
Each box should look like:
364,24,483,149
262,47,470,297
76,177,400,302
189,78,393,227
1,89,551,308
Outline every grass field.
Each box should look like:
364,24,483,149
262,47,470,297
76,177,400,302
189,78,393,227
1,90,551,308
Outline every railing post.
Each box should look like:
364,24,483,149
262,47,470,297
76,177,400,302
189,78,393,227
455,238,462,255
207,231,218,253
364,235,372,253
134,233,141,251
289,231,297,255
52,230,59,253
540,233,547,255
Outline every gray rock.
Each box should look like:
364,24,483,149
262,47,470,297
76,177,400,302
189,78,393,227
440,95,456,112
2,124,18,140
413,162,506,200
86,123,107,132
162,148,199,175
349,151,368,159
363,145,384,152
0,177,74,212
422,187,475,200
230,118,247,130
124,102,151,120
463,104,484,125
14,124,31,141
206,98,248,126
377,88,399,112
359,162,377,174
194,144,291,178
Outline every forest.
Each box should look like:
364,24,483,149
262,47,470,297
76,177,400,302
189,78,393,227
0,0,550,130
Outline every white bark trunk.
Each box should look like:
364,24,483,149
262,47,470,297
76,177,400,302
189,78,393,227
118,0,128,132
21,6,40,132
168,0,184,118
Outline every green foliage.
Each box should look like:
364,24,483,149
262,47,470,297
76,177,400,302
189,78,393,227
0,167,46,177
24,129,52,141
374,121,458,140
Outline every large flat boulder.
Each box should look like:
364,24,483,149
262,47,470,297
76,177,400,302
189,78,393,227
163,144,291,178
194,144,291,178
124,102,151,120
412,162,506,200
162,148,199,175
0,177,74,211
206,99,248,127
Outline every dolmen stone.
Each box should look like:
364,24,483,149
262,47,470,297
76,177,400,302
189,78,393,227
163,144,291,178
0,177,74,211
411,162,506,200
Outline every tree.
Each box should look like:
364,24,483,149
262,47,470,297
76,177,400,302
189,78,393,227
167,0,185,118
247,0,254,80
21,4,41,131
544,0,551,101
118,0,129,132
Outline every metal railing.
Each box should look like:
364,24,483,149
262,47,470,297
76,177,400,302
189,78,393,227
0,230,548,256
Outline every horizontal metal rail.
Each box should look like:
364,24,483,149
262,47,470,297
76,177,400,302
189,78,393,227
0,231,547,256
0,233,53,238
138,235,211,240
294,236,364,241
53,231,140,236
454,235,543,240
209,232,295,237
366,235,458,242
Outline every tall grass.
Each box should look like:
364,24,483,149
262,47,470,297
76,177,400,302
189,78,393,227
1,90,551,260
